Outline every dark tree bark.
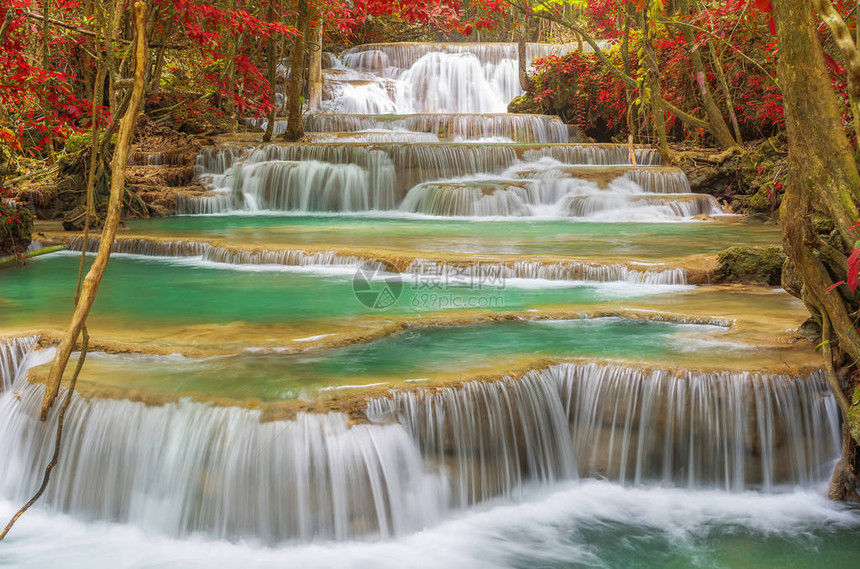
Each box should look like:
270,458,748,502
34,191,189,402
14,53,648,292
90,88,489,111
773,0,860,501
262,2,277,143
283,0,309,142
307,9,323,111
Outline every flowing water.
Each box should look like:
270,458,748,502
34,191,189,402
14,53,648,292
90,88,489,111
1,41,856,567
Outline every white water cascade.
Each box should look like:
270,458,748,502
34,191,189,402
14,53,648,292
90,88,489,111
331,43,578,114
177,40,732,220
0,347,840,546
0,368,447,544
66,235,690,284
0,336,39,391
181,143,707,218
368,362,840,497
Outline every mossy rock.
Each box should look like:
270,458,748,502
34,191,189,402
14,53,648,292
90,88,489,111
717,245,786,285
849,386,860,445
507,94,544,115
0,203,34,255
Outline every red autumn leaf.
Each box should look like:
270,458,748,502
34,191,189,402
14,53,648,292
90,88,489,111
824,53,845,75
847,247,860,290
754,0,773,13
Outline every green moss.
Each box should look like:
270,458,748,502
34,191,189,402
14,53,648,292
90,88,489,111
507,94,544,115
811,214,835,234
849,386,860,444
717,245,787,285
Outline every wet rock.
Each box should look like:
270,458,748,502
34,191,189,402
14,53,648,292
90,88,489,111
781,258,803,299
849,387,860,445
717,245,786,285
0,201,34,255
795,318,822,342
507,94,544,115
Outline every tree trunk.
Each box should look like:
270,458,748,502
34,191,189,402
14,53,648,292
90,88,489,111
773,0,860,500
39,0,149,420
638,13,671,158
283,0,309,142
262,3,277,142
677,0,737,149
518,10,531,91
620,17,639,142
812,0,860,146
307,12,323,111
706,38,743,144
107,0,125,116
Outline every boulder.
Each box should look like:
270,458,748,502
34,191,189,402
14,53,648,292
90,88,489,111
717,245,786,285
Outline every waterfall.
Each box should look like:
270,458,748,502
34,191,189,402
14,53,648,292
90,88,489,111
300,114,572,143
403,259,688,286
231,160,385,212
0,336,39,391
329,43,581,115
175,191,234,215
522,145,662,166
563,193,722,219
186,143,672,214
399,181,539,216
69,236,210,257
64,236,690,284
368,372,578,508
0,355,838,545
340,43,579,71
399,174,721,219
395,52,513,113
0,375,447,544
368,363,839,496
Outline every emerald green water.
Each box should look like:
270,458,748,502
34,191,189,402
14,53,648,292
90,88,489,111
65,318,722,400
123,215,779,259
0,253,685,332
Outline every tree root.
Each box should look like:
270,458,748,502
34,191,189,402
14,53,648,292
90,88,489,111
670,145,744,165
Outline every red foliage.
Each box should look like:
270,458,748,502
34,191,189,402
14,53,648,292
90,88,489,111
531,51,630,136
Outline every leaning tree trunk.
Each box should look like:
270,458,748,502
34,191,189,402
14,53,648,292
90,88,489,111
307,12,323,111
39,0,149,419
284,0,309,142
517,9,530,91
773,0,860,501
638,12,671,158
677,0,738,149
812,0,860,147
262,2,277,143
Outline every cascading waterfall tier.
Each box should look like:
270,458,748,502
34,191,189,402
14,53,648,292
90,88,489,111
183,144,673,215
0,336,38,391
65,236,690,284
340,43,582,71
0,375,447,544
398,169,721,219
0,353,837,545
368,362,839,499
254,113,573,143
327,43,580,114
404,259,688,286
